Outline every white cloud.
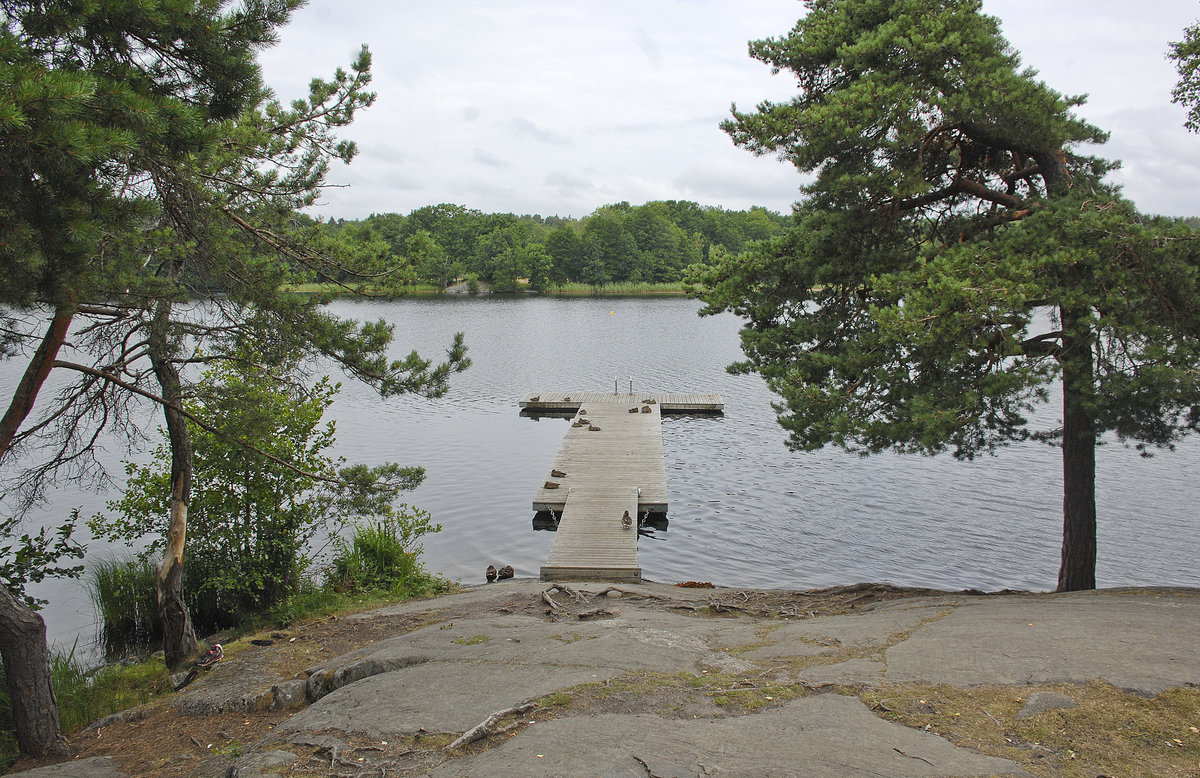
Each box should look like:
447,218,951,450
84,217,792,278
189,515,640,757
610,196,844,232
260,0,1200,219
471,149,511,169
508,117,574,147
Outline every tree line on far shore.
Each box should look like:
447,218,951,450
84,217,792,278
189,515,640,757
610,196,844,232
314,200,788,292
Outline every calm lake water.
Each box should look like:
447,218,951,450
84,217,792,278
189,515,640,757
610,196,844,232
5,296,1199,654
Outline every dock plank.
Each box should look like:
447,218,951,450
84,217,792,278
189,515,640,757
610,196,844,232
541,485,641,581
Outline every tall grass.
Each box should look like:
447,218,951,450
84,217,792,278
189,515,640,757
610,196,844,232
90,506,448,648
0,645,171,771
327,513,448,598
88,556,160,648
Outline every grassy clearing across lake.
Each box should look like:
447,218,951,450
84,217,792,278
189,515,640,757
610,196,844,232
541,282,687,297
283,282,446,298
283,281,690,298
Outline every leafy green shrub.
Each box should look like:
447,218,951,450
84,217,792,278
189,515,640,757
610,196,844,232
0,511,85,608
327,505,441,596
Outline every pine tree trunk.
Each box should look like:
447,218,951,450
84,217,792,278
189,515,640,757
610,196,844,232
1057,307,1098,592
0,302,74,464
0,588,67,758
149,301,198,667
0,304,74,755
158,469,197,668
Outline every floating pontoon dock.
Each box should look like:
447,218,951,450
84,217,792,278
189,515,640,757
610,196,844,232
521,392,723,582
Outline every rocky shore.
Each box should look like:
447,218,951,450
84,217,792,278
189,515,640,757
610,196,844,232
11,580,1200,777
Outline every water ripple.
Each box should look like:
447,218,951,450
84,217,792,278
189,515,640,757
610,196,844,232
330,297,1200,593
8,296,1199,654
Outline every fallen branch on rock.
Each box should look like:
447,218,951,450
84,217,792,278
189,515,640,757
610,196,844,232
541,589,564,612
633,753,668,777
557,584,584,601
444,701,538,751
892,747,935,766
703,685,775,695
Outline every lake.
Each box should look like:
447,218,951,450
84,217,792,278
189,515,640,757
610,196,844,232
5,296,1199,655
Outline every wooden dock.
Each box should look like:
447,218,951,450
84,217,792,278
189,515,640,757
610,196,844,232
524,392,723,582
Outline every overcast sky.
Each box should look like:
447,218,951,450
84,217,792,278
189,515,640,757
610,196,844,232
257,1,1200,220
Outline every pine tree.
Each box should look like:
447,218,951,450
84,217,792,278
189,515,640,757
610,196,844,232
693,0,1200,592
1,0,466,755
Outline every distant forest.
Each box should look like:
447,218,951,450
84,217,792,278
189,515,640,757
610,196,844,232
314,200,789,291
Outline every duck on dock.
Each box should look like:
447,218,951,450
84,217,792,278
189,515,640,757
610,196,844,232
621,510,633,529
551,469,566,478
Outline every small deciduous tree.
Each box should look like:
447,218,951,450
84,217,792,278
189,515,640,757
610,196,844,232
92,358,425,629
692,0,1200,592
522,244,554,292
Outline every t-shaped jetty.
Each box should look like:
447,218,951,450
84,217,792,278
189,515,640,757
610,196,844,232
520,392,724,582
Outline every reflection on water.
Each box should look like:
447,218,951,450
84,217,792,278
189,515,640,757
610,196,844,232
5,295,1200,656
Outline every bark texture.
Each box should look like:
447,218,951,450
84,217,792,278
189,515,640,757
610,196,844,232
149,301,198,667
1057,307,1098,592
0,588,67,757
